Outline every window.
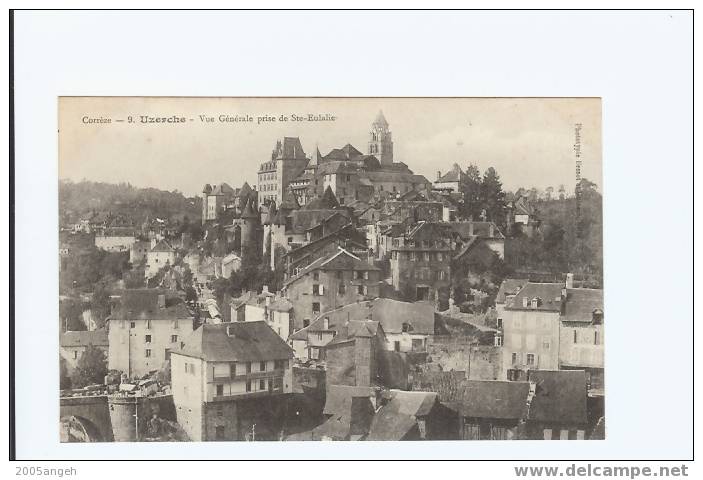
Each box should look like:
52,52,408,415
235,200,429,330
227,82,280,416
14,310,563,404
171,335,178,343
274,359,286,370
394,341,401,352
542,337,551,350
526,353,535,366
573,329,578,344
246,380,252,392
145,334,152,343
338,283,346,295
336,271,343,279
216,384,224,396
130,321,136,329
146,319,151,329
217,405,224,417
363,271,369,280
497,318,503,329
246,362,252,374
145,349,152,358
594,331,600,345
259,361,266,372
494,336,503,347
317,332,323,341
357,285,364,295
73,350,78,360
259,379,266,390
313,272,319,280
312,303,320,315
511,352,519,365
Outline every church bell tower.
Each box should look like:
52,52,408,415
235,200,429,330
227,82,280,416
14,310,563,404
368,110,393,166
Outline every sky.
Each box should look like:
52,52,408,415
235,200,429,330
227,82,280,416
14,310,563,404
59,97,601,198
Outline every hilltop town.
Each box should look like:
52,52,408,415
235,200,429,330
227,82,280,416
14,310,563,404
59,111,604,442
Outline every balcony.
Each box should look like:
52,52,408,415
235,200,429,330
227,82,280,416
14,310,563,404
212,369,286,382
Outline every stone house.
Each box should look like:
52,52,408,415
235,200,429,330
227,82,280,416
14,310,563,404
170,321,295,441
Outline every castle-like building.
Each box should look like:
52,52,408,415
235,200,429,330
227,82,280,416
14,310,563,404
266,111,431,208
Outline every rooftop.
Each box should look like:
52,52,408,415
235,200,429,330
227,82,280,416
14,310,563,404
175,322,294,362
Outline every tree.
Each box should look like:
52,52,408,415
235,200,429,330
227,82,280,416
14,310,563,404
60,299,86,332
60,356,72,390
71,345,107,388
459,164,482,220
90,283,111,330
479,167,506,226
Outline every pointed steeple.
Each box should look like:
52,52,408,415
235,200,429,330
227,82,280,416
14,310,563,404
319,186,340,209
241,197,258,219
373,110,389,128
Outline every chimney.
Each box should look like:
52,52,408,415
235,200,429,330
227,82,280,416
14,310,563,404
566,273,574,289
323,317,329,330
468,222,474,237
522,296,529,308
157,294,166,308
436,171,441,181
489,223,494,237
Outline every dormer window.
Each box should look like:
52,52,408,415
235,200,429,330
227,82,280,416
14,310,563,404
530,297,541,309
592,309,603,324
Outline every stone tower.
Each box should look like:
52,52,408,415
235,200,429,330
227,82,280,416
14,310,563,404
240,198,260,258
201,184,212,224
368,110,393,166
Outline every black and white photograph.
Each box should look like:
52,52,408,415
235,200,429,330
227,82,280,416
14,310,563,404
57,97,603,442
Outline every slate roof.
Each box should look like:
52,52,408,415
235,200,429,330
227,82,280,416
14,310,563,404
273,137,306,160
209,183,235,196
496,278,530,305
562,288,603,322
60,329,109,348
506,283,564,312
455,380,530,420
435,164,466,183
283,247,379,287
365,390,438,441
371,298,435,335
373,110,389,127
175,322,294,362
324,144,363,161
110,289,192,321
240,198,259,219
528,370,588,425
150,239,174,253
326,320,383,346
444,221,505,240
323,385,375,416
100,227,136,237
304,186,340,210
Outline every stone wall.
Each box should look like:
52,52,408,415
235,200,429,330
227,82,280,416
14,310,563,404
426,337,502,381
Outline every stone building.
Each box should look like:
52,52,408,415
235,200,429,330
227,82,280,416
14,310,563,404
108,289,194,378
323,320,386,387
257,137,308,206
170,321,294,441
282,246,381,330
388,221,452,307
